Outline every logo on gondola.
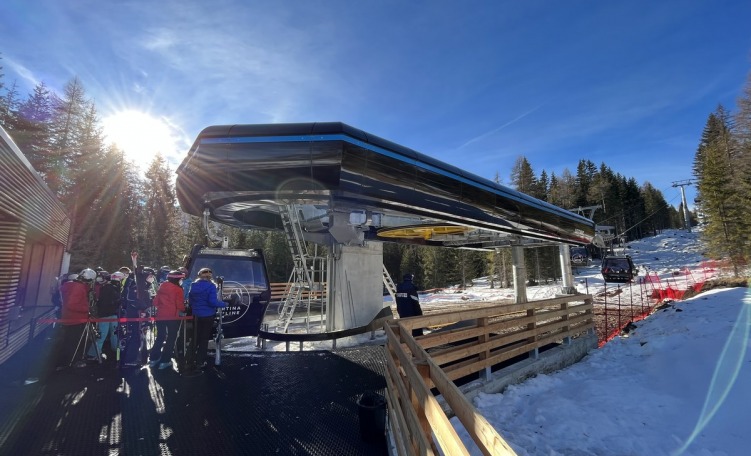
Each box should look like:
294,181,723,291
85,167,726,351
219,281,251,325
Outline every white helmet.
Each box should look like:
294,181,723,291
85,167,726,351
110,271,126,281
79,268,97,281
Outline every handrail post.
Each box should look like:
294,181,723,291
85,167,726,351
414,358,439,455
561,301,571,345
478,316,491,381
527,307,538,359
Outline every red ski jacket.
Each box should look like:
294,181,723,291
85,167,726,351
153,281,186,319
60,280,90,324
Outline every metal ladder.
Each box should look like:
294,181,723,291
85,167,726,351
277,204,317,333
382,265,397,302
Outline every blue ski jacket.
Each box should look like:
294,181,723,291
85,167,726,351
188,278,226,317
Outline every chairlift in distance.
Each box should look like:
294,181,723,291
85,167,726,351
600,254,637,283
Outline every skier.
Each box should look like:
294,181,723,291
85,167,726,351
56,269,96,368
120,264,156,367
185,267,226,376
148,270,186,370
86,271,122,361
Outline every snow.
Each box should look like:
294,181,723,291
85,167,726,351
454,285,750,456
225,229,750,455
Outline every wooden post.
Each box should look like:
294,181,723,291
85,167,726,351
561,301,571,345
527,307,538,359
478,317,491,381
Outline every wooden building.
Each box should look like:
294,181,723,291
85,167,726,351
0,126,71,365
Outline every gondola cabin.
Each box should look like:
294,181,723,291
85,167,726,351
570,246,591,267
600,255,637,283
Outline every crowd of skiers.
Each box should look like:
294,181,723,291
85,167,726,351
52,259,227,377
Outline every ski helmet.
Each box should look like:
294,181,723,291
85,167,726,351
110,271,126,281
166,270,185,279
79,268,97,281
96,270,110,283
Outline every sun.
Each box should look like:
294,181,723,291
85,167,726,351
102,110,181,165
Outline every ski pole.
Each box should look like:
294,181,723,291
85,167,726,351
215,277,224,366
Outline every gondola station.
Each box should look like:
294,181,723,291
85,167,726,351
175,122,599,340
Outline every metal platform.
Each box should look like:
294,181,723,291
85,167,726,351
0,329,388,455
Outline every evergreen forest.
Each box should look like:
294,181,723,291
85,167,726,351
2,54,749,288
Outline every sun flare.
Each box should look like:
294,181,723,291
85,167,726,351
102,110,180,165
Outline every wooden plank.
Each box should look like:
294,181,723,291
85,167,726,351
381,295,595,456
384,374,410,456
429,359,518,456
399,295,593,331
431,327,529,366
384,323,436,455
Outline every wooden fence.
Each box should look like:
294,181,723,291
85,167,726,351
269,282,326,302
384,294,594,455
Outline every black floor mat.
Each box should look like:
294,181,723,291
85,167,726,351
0,335,388,456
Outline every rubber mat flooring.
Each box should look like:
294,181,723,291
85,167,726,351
0,329,389,456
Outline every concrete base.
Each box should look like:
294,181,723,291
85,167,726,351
437,333,598,417
328,242,385,331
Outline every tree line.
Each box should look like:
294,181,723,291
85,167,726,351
4,53,744,289
692,72,751,276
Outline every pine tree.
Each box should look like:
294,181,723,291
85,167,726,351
640,182,671,234
732,71,751,262
264,231,294,282
694,108,746,276
96,144,142,269
548,168,576,209
68,102,109,270
50,78,88,198
142,153,182,268
0,80,20,130
13,83,55,184
574,160,597,207
538,170,550,202
510,156,538,195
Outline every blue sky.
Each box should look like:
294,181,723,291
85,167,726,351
2,0,751,210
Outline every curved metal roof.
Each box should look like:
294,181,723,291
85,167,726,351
176,122,595,248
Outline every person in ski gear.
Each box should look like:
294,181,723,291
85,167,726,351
148,270,186,370
158,266,171,284
180,266,192,303
55,271,94,368
120,265,155,367
186,267,226,374
94,270,109,300
395,273,424,337
86,272,122,361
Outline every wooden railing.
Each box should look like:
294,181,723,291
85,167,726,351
269,282,326,302
384,294,594,455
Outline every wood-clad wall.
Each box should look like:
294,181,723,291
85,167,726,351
0,219,27,363
0,130,70,245
0,127,70,365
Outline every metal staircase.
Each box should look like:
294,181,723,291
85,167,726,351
382,265,397,302
277,204,327,333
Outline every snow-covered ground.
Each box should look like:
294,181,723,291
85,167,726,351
455,287,750,456
225,229,750,455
